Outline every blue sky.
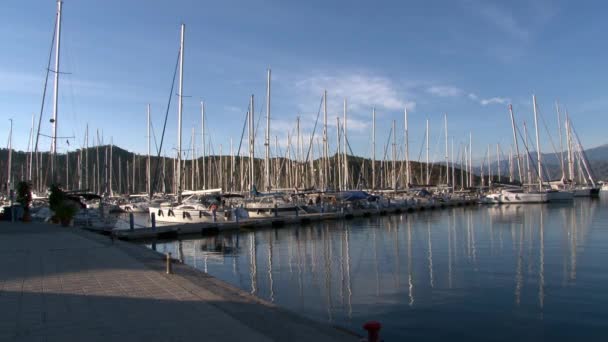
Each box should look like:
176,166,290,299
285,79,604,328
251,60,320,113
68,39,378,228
1,0,606,163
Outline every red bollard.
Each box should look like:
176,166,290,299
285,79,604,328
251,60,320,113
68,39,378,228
363,321,382,342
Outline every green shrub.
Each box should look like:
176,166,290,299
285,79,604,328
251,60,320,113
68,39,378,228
49,184,65,212
16,181,32,212
55,200,79,223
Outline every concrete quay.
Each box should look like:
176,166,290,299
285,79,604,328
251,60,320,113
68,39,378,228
0,222,358,341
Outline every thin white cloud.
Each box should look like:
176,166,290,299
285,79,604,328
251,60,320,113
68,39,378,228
427,85,463,97
295,73,415,113
468,92,510,106
480,97,509,106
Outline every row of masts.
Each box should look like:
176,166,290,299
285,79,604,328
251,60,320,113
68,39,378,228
4,3,596,197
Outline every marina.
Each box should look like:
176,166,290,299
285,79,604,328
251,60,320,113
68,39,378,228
109,196,478,241
2,1,608,341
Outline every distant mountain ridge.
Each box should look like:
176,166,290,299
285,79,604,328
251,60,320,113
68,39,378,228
473,143,608,181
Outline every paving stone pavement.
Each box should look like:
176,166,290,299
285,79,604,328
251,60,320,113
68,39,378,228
0,222,358,342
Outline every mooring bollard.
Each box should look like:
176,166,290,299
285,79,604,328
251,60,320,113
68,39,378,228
274,204,278,217
129,212,134,231
151,212,156,229
166,252,172,274
363,321,382,342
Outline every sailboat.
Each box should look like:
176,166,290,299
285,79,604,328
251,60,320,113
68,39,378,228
241,69,301,218
482,102,550,204
148,24,245,224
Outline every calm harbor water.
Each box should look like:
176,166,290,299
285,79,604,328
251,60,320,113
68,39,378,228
146,195,608,341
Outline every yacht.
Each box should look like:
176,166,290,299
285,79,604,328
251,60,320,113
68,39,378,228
481,188,548,204
149,190,247,224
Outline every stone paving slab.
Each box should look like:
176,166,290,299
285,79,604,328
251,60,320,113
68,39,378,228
0,222,358,342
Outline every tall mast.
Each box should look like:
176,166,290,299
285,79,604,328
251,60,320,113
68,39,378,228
468,132,472,187
372,107,376,190
426,119,430,184
131,153,135,193
509,148,513,182
565,113,574,181
336,117,341,190
201,101,206,189
392,120,396,190
96,130,100,193
230,138,234,192
296,115,300,188
556,102,565,181
464,146,469,188
50,0,63,182
444,114,449,185
176,23,185,202
162,155,166,193
191,127,195,190
508,104,523,184
532,95,543,190
451,138,455,189
28,114,34,181
85,125,88,190
343,98,348,190
118,156,121,194
487,144,491,187
104,146,108,195
265,69,271,191
7,119,13,193
404,106,410,187
249,95,255,191
322,90,328,191
496,144,501,182
66,145,69,190
109,140,113,197
147,104,151,197
524,122,532,185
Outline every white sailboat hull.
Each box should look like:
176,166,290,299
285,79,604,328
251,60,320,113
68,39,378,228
149,207,227,223
482,190,548,204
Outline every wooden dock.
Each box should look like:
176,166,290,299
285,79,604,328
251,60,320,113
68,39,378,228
107,198,478,241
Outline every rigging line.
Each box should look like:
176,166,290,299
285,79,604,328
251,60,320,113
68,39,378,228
150,46,180,197
416,128,426,163
228,109,249,191
252,88,267,151
381,127,393,165
537,105,562,166
304,95,324,164
34,12,57,167
150,120,159,156
276,128,296,181
515,123,541,183
570,123,597,181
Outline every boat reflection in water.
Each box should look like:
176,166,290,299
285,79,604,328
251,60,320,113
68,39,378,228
150,197,604,341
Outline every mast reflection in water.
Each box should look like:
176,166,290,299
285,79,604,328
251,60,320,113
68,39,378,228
149,196,607,341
